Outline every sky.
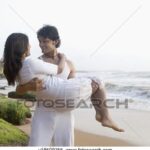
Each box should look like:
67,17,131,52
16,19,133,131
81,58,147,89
0,0,150,71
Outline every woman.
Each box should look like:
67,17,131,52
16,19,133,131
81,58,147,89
3,33,124,139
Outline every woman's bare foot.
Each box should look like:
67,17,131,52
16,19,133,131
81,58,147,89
95,113,124,132
101,118,124,132
95,113,102,122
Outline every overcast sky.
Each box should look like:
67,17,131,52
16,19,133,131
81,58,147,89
0,0,150,71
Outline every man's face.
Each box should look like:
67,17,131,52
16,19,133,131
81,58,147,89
38,36,56,54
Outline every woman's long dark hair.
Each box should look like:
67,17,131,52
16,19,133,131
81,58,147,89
3,33,29,86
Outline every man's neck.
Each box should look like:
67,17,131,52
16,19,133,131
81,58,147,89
44,50,58,59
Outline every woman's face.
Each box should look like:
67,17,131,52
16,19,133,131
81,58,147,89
26,44,31,56
38,37,56,54
22,44,31,59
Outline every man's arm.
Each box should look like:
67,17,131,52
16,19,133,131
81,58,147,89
66,59,76,79
57,53,66,74
16,78,43,95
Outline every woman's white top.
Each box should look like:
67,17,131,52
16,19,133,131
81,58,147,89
18,56,58,85
18,56,93,109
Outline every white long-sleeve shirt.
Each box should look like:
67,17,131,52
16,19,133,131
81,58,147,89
18,56,92,104
18,56,58,85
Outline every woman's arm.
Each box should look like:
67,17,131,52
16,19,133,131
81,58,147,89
30,57,65,75
16,55,66,94
16,56,67,94
66,59,76,79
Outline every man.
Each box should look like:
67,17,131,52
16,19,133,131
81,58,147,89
16,25,76,146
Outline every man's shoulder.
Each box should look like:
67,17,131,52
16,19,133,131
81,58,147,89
66,59,74,66
66,59,75,71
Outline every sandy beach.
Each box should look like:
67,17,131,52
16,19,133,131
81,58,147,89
15,105,150,146
16,119,133,146
74,108,150,146
74,129,133,146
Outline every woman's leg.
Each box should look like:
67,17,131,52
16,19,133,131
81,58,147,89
91,80,107,121
39,77,124,132
91,80,124,132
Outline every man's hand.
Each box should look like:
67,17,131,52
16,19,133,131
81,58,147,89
29,78,43,91
16,78,43,94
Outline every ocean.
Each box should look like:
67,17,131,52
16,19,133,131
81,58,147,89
1,71,150,111
77,71,150,111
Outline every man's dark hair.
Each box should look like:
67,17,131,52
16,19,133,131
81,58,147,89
37,25,61,48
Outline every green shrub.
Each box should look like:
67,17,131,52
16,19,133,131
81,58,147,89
25,108,32,118
0,97,32,125
0,119,28,146
8,91,36,101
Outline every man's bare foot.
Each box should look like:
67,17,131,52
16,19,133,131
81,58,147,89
101,118,124,132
